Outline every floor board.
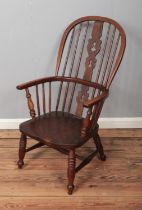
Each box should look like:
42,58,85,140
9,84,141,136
0,129,142,209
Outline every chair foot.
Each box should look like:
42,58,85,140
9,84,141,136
67,149,76,195
17,133,27,169
67,184,74,195
98,154,106,161
17,160,24,169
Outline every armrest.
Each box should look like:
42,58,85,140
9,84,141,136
16,76,57,90
81,89,109,137
17,76,106,91
83,90,109,108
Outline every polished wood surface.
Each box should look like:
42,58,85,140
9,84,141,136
20,112,84,148
0,129,142,209
16,16,126,194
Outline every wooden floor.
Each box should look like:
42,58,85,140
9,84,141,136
0,129,142,210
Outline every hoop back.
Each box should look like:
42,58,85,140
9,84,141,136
54,16,126,117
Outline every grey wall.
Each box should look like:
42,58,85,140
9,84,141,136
0,0,142,118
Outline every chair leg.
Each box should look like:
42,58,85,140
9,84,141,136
93,131,106,161
17,133,27,169
67,149,76,195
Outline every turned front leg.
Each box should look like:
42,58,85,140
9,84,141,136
17,133,27,169
67,149,76,195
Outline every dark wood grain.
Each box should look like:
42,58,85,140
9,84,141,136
19,111,84,149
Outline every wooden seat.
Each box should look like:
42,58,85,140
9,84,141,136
17,16,126,194
20,111,85,148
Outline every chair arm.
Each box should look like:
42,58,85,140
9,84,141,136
16,76,57,90
81,90,109,137
83,90,109,108
17,76,106,91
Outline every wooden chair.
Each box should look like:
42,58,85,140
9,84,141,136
17,16,126,194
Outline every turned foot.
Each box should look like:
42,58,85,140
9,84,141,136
99,154,106,161
67,149,76,195
17,133,27,169
17,160,24,169
67,184,74,195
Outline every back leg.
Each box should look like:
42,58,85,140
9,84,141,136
17,133,27,169
93,133,106,161
93,125,106,161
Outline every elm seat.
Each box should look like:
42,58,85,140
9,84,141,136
20,111,84,149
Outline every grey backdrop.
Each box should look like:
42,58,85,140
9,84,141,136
0,0,142,118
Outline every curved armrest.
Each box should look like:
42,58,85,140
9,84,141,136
16,76,56,90
83,90,109,108
17,76,106,91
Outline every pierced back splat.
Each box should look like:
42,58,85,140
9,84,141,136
75,21,103,116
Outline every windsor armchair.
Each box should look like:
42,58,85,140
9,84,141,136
17,16,126,194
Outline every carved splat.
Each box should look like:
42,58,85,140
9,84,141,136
75,21,103,116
